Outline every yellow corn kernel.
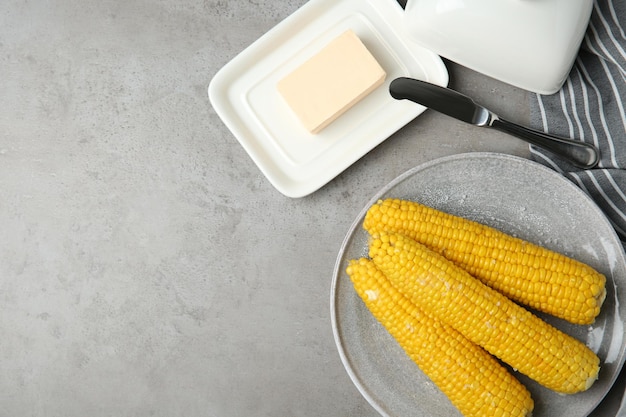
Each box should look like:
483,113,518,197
346,258,534,417
369,232,600,394
363,198,606,325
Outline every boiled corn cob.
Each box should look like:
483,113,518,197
364,198,606,325
369,232,600,394
347,258,534,417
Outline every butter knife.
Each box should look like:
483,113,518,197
389,77,600,169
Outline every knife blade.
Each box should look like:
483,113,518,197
389,77,599,169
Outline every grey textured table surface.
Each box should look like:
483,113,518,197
1,0,624,416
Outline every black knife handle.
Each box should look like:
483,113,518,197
490,117,600,169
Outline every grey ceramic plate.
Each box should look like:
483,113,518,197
331,152,626,417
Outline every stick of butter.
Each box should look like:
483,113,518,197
277,30,386,134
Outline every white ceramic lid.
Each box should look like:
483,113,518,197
403,0,593,94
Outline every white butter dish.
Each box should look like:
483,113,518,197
403,0,593,94
208,0,448,198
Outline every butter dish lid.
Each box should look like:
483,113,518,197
403,0,593,94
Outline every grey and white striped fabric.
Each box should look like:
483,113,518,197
530,0,626,241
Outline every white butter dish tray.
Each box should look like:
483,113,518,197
208,0,448,198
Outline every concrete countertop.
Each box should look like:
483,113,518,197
1,0,623,416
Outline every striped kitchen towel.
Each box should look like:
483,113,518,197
530,0,626,240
